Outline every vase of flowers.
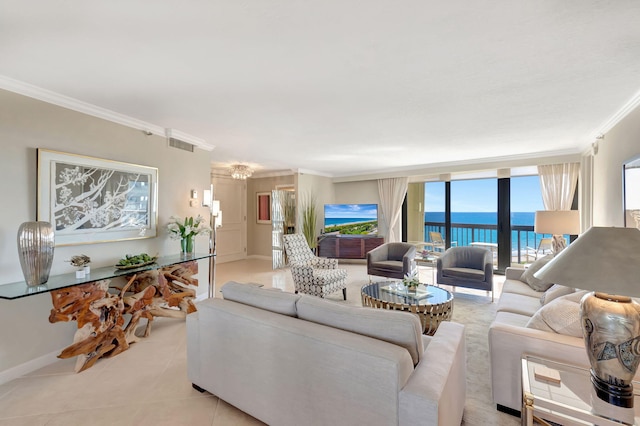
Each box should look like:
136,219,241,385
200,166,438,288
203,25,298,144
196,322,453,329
402,270,420,292
167,215,211,256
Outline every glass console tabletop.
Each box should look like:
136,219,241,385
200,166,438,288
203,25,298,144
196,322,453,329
0,253,213,300
522,355,640,426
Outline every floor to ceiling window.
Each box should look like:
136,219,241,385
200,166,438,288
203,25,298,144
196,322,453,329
422,172,552,272
510,175,545,263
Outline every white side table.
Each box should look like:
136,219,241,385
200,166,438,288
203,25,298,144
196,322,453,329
521,355,640,425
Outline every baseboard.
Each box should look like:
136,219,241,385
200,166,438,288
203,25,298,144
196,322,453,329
0,350,62,385
496,404,521,418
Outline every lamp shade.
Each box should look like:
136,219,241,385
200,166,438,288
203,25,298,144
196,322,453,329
534,227,640,297
534,210,580,235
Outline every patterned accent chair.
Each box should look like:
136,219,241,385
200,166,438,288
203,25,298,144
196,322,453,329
282,234,348,299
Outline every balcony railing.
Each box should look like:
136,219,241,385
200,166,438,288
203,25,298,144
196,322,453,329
424,221,554,264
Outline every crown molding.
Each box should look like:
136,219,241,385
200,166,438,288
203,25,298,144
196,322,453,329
332,148,583,183
0,74,214,151
588,89,640,141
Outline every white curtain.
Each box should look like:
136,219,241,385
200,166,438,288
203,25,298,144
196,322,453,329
377,177,408,242
538,163,580,210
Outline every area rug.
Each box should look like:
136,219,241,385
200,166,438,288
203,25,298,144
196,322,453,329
331,280,519,425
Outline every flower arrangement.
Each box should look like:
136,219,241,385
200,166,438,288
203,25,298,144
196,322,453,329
167,215,211,240
168,215,211,255
402,270,420,289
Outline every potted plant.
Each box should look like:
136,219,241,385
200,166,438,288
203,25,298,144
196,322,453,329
299,193,318,251
402,270,420,292
167,215,211,256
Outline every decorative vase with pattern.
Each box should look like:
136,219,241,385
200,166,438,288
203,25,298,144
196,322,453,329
17,221,55,287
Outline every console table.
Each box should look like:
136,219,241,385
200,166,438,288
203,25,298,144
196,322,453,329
0,253,212,372
317,235,384,259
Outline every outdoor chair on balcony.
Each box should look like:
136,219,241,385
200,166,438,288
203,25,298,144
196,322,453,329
367,242,417,281
525,237,553,262
429,231,457,253
437,246,494,301
283,234,348,299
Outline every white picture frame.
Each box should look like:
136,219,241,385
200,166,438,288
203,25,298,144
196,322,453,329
37,149,158,246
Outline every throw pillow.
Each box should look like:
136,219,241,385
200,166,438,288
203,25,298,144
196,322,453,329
526,290,588,338
521,254,554,292
540,284,575,305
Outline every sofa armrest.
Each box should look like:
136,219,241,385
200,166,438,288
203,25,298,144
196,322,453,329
505,267,525,281
488,317,586,412
399,322,466,426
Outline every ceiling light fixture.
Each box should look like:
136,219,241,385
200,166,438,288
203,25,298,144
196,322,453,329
230,164,253,180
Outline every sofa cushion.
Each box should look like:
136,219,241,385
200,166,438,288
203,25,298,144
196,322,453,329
520,254,554,291
541,284,576,305
442,267,484,281
525,291,588,337
296,295,424,365
501,279,544,298
496,292,541,316
221,281,301,317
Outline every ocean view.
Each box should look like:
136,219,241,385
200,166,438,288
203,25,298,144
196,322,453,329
424,211,547,253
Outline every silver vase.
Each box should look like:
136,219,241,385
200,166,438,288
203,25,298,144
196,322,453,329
17,221,55,287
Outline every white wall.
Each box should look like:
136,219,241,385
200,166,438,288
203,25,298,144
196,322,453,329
0,89,211,376
592,104,640,226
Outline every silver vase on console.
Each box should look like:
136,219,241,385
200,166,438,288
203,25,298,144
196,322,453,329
17,221,55,287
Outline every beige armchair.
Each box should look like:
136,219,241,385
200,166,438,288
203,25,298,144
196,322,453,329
367,242,417,281
283,234,347,299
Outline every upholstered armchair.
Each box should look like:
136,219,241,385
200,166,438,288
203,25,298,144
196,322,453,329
282,234,348,299
436,246,494,301
366,242,417,281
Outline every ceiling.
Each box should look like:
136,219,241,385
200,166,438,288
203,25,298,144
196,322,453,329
1,1,640,178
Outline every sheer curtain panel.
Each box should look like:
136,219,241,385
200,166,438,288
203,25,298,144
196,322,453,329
377,177,408,242
538,163,580,210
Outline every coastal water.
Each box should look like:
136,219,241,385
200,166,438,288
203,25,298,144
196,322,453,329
424,211,546,252
325,217,375,226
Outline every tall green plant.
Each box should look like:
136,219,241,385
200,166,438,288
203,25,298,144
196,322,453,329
300,193,318,249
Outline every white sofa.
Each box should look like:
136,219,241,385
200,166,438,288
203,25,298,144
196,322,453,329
488,267,586,413
187,282,467,426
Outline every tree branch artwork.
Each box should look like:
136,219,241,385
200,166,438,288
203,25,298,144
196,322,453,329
37,149,158,245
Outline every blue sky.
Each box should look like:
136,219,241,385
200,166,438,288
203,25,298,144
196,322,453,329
425,176,544,213
324,203,378,219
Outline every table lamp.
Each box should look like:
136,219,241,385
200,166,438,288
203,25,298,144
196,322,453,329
535,227,640,407
534,210,580,255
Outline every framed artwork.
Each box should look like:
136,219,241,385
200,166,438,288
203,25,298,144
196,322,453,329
37,149,158,246
623,155,640,229
256,192,271,224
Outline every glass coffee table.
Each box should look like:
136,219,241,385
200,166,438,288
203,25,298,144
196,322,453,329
361,281,453,335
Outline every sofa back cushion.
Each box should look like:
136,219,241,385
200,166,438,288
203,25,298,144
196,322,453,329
296,295,423,365
540,284,575,305
221,281,301,317
525,290,588,337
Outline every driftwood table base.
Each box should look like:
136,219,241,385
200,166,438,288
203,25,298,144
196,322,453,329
49,261,199,372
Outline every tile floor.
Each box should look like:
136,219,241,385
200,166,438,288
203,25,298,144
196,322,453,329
0,258,505,426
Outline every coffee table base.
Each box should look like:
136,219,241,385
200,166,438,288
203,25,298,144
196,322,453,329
361,292,453,335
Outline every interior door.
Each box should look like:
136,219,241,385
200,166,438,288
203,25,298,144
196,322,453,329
212,175,247,263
